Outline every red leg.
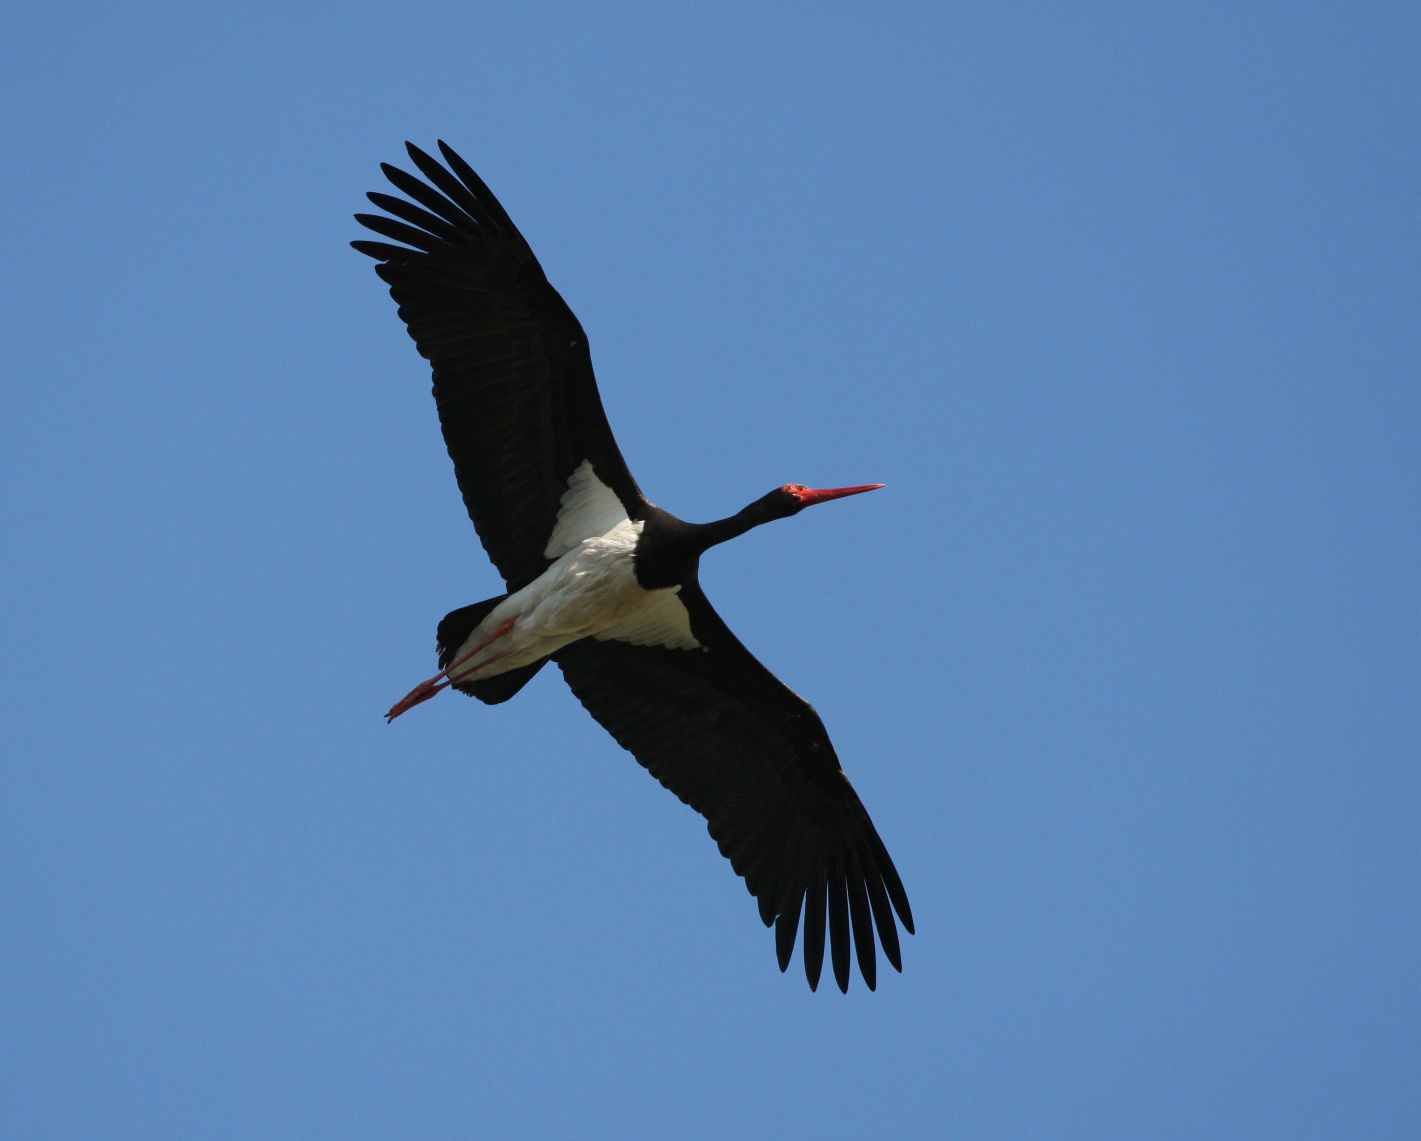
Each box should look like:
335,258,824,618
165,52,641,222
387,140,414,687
385,618,517,722
444,618,516,679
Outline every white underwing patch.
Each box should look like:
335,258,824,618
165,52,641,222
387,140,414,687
596,590,701,651
543,460,630,559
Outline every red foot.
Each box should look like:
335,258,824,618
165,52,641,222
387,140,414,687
386,675,450,721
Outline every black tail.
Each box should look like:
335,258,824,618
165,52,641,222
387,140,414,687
436,598,548,705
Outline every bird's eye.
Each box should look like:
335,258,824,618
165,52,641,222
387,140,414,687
782,483,808,495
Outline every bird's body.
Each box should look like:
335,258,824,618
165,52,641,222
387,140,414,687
355,142,913,991
444,513,660,678
388,470,697,717
467,515,662,662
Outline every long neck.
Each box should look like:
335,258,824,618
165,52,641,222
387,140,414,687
690,503,771,552
634,501,774,589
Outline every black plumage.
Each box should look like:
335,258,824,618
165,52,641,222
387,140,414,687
355,142,912,991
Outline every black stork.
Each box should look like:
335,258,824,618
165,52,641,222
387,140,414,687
353,142,913,992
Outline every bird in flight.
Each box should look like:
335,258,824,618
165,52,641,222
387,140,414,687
353,142,913,991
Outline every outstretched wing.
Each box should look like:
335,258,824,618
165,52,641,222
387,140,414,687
353,141,646,591
554,581,914,992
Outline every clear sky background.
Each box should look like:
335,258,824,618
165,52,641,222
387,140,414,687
4,3,1418,1138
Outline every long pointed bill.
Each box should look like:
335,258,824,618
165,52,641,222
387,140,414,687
793,483,885,507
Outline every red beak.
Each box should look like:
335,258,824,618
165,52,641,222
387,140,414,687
791,483,885,507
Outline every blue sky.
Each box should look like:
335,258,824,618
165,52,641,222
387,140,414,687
4,3,1418,1137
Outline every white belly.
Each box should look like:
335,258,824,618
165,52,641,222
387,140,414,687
448,519,689,682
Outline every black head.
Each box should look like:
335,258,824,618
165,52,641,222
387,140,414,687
758,482,886,520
